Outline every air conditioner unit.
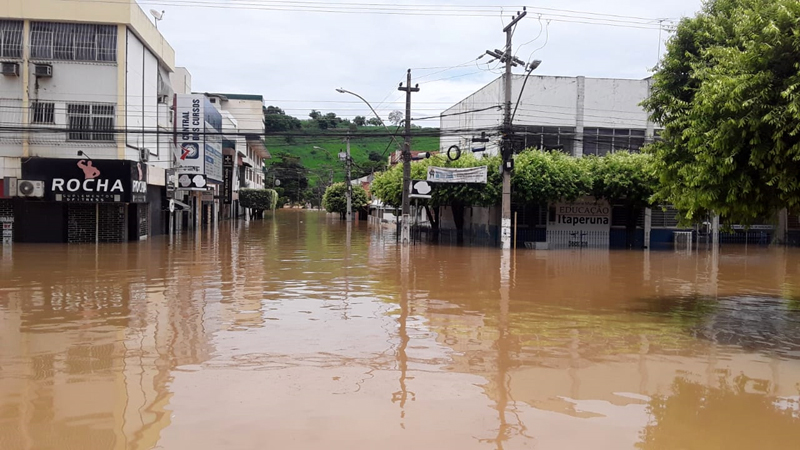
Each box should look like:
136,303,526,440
33,64,52,78
140,147,150,162
16,180,45,198
1,62,19,76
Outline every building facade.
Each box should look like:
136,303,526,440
204,93,269,219
440,75,657,158
0,0,176,243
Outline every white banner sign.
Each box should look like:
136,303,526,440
427,166,487,184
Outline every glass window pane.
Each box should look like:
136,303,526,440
583,128,598,156
597,128,613,156
31,30,53,59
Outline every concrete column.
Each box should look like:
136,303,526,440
574,76,585,158
645,78,655,145
643,207,652,249
711,213,720,246
21,20,30,158
776,208,788,245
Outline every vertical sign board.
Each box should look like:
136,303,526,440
203,97,224,184
546,197,611,248
175,94,205,188
222,154,234,204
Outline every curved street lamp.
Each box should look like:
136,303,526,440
335,88,401,148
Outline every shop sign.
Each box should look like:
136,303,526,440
548,197,611,230
222,154,233,204
174,94,224,183
21,158,147,203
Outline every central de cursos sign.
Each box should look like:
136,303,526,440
21,157,147,203
174,94,224,186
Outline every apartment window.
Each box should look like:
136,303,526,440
0,21,23,59
31,23,117,62
583,128,647,156
31,102,55,124
67,103,114,142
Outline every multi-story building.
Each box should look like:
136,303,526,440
205,93,269,219
0,0,176,243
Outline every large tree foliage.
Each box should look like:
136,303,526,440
263,106,302,133
239,188,278,218
265,152,308,205
642,0,800,224
512,150,591,205
322,182,369,218
584,151,657,247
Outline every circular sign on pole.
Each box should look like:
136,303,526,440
275,179,281,187
169,199,175,213
447,145,461,161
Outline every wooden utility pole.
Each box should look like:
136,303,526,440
398,69,419,246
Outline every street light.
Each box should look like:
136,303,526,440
335,88,400,148
314,143,352,222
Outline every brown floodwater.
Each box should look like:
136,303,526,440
1,210,799,449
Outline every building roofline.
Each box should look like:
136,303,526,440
204,93,264,102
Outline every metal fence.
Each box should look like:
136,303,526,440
545,230,610,249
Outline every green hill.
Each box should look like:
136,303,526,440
264,126,440,187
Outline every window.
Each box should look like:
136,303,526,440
31,102,55,124
30,23,116,62
0,21,23,59
67,103,114,141
651,205,681,228
519,126,575,154
583,128,647,156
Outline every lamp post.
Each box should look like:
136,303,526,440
336,87,405,236
315,144,352,221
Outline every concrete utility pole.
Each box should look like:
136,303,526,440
398,69,419,246
344,134,353,222
488,8,527,250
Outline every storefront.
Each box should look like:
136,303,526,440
13,157,148,243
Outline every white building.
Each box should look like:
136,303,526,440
205,93,270,219
440,75,657,158
0,0,176,243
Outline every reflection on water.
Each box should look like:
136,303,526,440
1,210,799,449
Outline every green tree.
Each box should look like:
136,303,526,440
354,116,366,127
322,182,369,219
584,151,657,248
366,117,383,126
263,106,301,133
239,188,279,218
309,110,321,120
265,152,309,205
371,153,501,239
642,0,800,225
512,149,591,205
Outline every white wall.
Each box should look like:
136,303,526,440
221,99,263,134
170,67,191,95
583,78,650,129
27,61,118,158
440,75,652,157
125,29,159,160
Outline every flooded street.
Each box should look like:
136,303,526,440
1,210,800,449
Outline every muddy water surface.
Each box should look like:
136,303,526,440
1,211,800,449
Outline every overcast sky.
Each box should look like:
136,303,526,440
146,0,702,125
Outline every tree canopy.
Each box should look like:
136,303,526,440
322,182,369,217
512,150,591,206
263,106,302,133
584,151,657,209
239,188,279,212
642,0,800,224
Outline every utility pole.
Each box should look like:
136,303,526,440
486,8,527,250
398,69,419,246
344,134,353,222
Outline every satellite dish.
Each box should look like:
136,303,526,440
150,9,164,20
